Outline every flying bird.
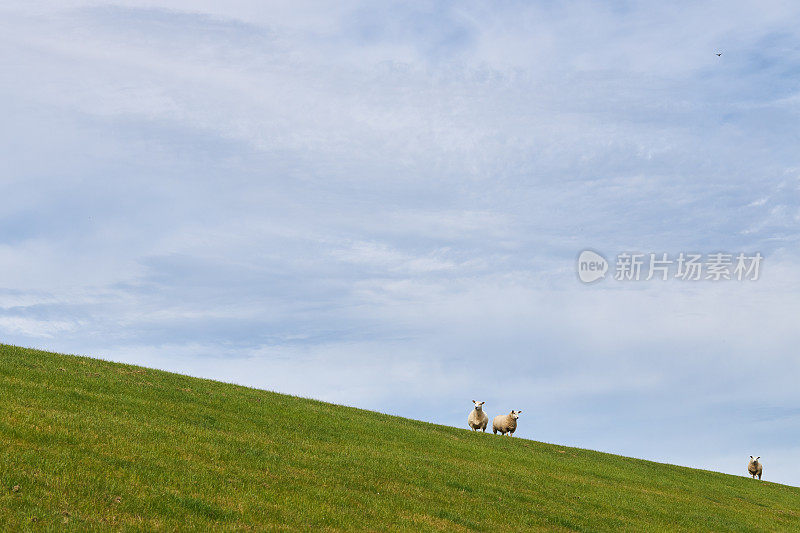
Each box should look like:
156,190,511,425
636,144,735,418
716,52,722,56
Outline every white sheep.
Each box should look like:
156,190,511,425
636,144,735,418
468,400,488,432
748,456,763,480
492,410,522,436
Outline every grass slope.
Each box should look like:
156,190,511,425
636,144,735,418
1,345,798,531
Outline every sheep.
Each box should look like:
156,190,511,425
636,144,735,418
492,410,522,436
468,400,489,432
748,456,763,480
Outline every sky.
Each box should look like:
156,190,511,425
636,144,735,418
2,0,800,485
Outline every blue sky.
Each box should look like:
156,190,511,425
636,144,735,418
2,0,800,485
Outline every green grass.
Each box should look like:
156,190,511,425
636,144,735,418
1,344,798,531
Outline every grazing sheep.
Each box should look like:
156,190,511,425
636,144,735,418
492,410,522,436
468,400,489,432
748,456,763,480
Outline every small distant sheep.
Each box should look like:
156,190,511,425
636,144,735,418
748,456,763,480
468,400,489,432
492,410,522,436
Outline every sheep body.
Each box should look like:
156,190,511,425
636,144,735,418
468,401,488,431
748,456,763,480
492,410,521,436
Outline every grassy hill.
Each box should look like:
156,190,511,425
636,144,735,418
1,345,798,531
